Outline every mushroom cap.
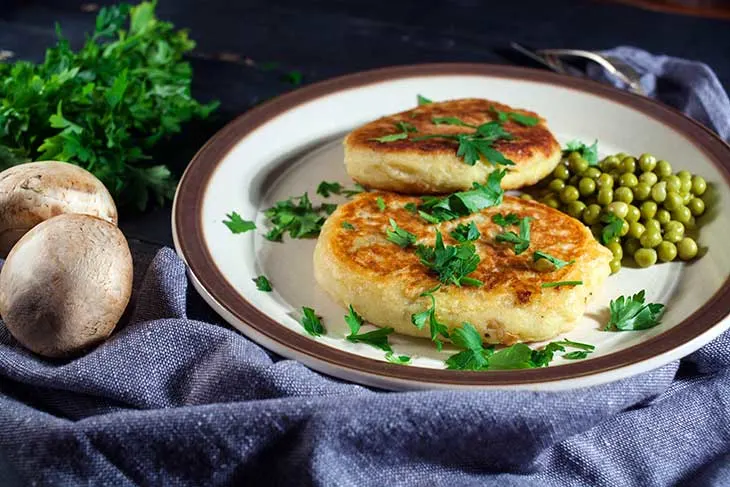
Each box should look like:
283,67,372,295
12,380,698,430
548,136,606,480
0,214,133,357
0,161,117,257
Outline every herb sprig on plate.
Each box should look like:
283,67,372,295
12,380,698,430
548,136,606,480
605,290,664,331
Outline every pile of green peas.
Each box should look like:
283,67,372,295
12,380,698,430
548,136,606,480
526,152,707,274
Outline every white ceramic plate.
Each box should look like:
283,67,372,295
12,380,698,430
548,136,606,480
173,64,730,390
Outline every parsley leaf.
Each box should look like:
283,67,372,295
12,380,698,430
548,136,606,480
386,218,417,248
263,193,331,241
508,112,540,127
601,213,624,244
404,202,418,214
605,290,665,331
253,275,272,292
488,343,535,369
344,305,394,352
419,169,506,223
492,213,520,227
300,307,325,337
411,121,514,166
396,121,418,133
563,351,589,360
417,94,432,105
529,342,566,367
283,70,303,86
411,285,449,350
316,181,343,197
223,212,256,234
341,183,366,198
445,323,493,370
0,2,218,209
342,222,355,230
553,339,595,351
542,281,583,288
450,221,481,242
385,352,412,364
495,216,531,255
376,196,386,212
432,117,476,128
415,231,483,287
532,250,575,270
370,132,408,143
563,140,599,166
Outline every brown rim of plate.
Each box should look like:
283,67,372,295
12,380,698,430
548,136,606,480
175,63,730,386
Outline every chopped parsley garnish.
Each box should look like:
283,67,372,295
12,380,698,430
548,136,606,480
411,121,515,166
605,290,665,331
385,352,412,364
342,222,355,230
450,221,480,242
432,116,475,128
344,305,395,352
223,212,256,234
492,212,520,227
253,275,272,292
490,106,539,127
404,202,418,214
563,139,599,166
495,216,531,255
563,351,589,360
418,169,506,223
342,183,367,197
542,280,583,288
376,196,386,212
411,285,449,350
284,70,303,86
445,322,493,370
316,181,343,197
263,193,331,241
415,231,483,287
601,213,624,244
386,218,417,248
395,121,418,133
370,132,408,143
417,94,432,105
532,250,575,270
300,307,325,337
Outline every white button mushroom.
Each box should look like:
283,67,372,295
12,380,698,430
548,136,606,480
0,214,133,358
0,161,118,257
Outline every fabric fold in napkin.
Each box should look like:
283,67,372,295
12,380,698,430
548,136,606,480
1,48,730,486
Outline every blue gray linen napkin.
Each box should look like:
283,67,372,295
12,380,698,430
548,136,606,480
1,48,730,486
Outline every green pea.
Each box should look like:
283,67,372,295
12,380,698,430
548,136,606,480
607,201,629,219
677,237,699,260
634,248,658,268
615,187,634,204
597,188,613,206
615,152,628,160
548,179,566,192
633,183,651,201
680,178,693,194
628,221,646,239
590,224,603,240
609,258,622,274
664,220,685,235
688,197,705,216
600,156,621,172
569,175,581,187
672,206,692,224
638,153,657,172
685,216,697,230
578,177,596,196
677,170,692,181
656,160,672,177
663,192,683,211
620,219,630,237
639,172,658,186
691,176,707,196
583,204,602,225
621,157,637,174
619,173,638,188
553,164,570,180
566,201,587,219
543,196,560,209
560,186,580,203
682,192,692,205
664,230,683,244
624,238,641,257
584,167,602,180
644,219,661,233
607,241,623,260
640,201,658,220
640,229,663,248
664,175,681,193
625,205,641,222
520,193,533,200
569,156,589,175
609,170,622,181
651,182,667,203
597,174,614,189
657,241,678,262
656,209,671,225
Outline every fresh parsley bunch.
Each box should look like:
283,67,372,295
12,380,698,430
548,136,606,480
0,2,218,209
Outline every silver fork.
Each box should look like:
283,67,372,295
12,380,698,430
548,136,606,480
510,42,646,96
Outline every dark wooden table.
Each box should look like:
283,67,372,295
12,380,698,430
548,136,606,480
2,0,730,246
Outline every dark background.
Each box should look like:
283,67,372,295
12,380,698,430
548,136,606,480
1,0,729,245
